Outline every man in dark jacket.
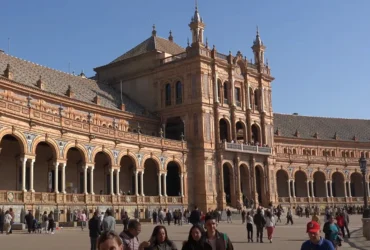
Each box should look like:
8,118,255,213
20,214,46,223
25,211,34,233
189,206,201,226
253,208,266,243
89,211,101,250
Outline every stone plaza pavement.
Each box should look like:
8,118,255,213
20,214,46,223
0,215,367,250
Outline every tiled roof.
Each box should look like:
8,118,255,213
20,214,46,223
110,35,185,64
0,52,157,119
274,113,370,142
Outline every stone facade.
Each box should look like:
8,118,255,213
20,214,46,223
0,7,370,222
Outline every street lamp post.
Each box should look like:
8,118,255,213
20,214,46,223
359,153,370,218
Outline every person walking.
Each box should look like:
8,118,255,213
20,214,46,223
265,210,275,243
286,207,294,225
120,220,141,250
42,211,48,233
25,211,34,234
323,215,341,249
89,211,101,250
241,210,246,224
253,208,266,243
189,206,201,226
166,210,172,226
152,210,158,225
80,210,87,231
4,211,12,235
8,208,14,234
246,212,253,243
226,209,232,223
122,212,129,231
301,221,334,250
102,209,116,232
342,210,350,238
48,211,55,234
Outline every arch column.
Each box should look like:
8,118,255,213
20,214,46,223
292,180,296,197
288,180,291,198
163,173,167,196
306,181,310,197
310,181,315,198
141,171,144,196
325,180,329,197
30,159,35,192
110,168,114,195
115,169,120,195
158,173,162,196
90,166,94,195
54,162,59,193
348,181,352,197
61,163,66,194
21,157,27,192
84,165,88,194
344,181,348,197
135,170,139,196
180,173,184,197
367,181,370,197
329,181,333,197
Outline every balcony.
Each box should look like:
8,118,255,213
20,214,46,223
221,142,272,155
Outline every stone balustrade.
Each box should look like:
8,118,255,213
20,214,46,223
0,190,185,206
276,153,364,166
222,142,272,155
278,196,370,205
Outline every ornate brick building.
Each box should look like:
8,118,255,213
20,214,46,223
0,7,369,222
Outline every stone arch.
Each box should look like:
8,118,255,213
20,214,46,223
141,154,161,171
276,169,289,197
143,157,160,196
91,147,114,166
117,151,139,171
313,171,326,197
294,170,308,197
0,133,27,191
93,151,113,195
251,123,261,144
235,120,247,142
255,164,265,204
166,161,181,196
332,171,345,197
164,157,183,173
239,163,251,201
350,172,363,197
222,162,235,205
34,141,58,192
293,169,308,180
219,117,232,142
63,142,88,163
31,136,59,159
65,146,86,194
0,128,27,154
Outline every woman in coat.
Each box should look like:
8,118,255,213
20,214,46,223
139,225,177,250
182,225,211,250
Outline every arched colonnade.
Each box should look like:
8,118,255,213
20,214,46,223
0,133,185,197
276,168,370,199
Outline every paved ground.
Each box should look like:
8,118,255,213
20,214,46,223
0,215,367,249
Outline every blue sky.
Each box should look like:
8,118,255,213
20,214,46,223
1,0,370,119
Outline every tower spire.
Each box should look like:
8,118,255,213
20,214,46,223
252,25,266,65
189,1,205,45
152,24,157,37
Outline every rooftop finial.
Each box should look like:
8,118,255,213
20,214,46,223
254,25,263,46
152,24,157,36
195,0,198,10
168,30,173,42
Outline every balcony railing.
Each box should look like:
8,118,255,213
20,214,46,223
222,142,272,155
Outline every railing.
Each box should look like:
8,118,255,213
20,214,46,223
216,52,228,60
0,96,187,151
160,52,187,64
277,196,370,204
276,153,365,166
222,142,272,155
0,190,185,205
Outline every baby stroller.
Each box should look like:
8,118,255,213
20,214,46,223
33,219,42,233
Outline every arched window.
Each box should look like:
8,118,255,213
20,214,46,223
176,81,182,104
223,82,228,104
217,79,222,101
350,152,354,158
331,151,335,157
283,148,288,154
312,150,316,156
293,149,297,154
254,89,260,108
165,83,171,106
346,151,350,157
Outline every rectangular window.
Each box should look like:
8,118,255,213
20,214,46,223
235,87,241,106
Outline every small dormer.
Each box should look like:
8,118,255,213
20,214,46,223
36,75,45,90
3,64,13,80
93,93,100,105
66,85,74,98
294,129,300,137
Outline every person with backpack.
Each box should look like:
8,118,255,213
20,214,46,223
204,214,234,250
253,208,266,243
